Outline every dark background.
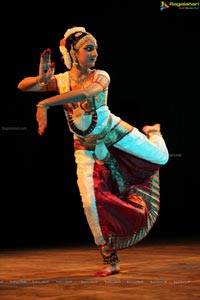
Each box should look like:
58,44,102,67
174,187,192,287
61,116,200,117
1,2,197,248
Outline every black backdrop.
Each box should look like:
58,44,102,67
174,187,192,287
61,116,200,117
1,2,197,248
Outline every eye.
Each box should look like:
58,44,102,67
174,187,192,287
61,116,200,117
84,46,93,52
84,44,98,52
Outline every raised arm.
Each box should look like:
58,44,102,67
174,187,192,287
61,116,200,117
17,49,56,92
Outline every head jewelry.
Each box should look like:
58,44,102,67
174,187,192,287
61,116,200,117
59,26,97,69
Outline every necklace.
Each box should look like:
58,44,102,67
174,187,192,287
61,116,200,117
69,73,88,85
69,70,93,85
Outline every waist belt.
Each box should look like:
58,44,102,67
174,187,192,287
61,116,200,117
74,116,133,161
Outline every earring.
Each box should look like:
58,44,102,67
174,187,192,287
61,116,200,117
71,49,78,66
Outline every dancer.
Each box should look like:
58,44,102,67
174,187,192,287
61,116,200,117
17,26,169,276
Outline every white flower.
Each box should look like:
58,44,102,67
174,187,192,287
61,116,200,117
63,27,86,40
59,45,72,69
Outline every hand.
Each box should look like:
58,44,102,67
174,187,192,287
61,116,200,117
38,48,55,82
36,106,48,135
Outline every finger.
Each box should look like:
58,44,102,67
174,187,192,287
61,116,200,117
38,125,45,135
38,128,43,135
36,112,47,132
41,48,51,57
38,122,47,135
41,48,51,63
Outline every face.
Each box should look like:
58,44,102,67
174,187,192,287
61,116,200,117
76,41,98,68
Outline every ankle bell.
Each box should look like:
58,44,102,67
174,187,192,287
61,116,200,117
99,244,120,265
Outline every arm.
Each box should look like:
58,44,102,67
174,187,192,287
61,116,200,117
36,81,105,136
37,82,104,108
37,69,110,108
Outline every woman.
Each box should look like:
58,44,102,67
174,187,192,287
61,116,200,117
17,26,169,277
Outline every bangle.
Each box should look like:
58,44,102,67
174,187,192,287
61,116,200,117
36,104,49,110
36,77,48,87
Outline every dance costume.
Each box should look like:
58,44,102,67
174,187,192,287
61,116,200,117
55,69,169,263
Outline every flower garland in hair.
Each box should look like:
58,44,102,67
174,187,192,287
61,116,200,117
59,26,86,69
59,39,71,69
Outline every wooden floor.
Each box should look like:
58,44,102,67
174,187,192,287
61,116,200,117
0,237,199,300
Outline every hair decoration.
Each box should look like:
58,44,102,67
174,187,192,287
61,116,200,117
59,41,72,69
59,26,97,69
74,34,97,51
63,27,86,40
59,27,86,69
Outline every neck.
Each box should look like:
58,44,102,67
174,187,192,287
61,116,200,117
70,65,91,75
69,66,92,84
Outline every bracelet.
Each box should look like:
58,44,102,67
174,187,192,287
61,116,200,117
36,104,49,110
36,77,48,87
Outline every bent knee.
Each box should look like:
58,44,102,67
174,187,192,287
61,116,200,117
157,152,169,165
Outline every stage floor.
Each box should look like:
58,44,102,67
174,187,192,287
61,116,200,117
0,237,199,300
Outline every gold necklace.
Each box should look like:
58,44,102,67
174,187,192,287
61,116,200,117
69,73,88,84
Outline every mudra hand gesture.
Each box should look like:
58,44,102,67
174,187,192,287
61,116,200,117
38,48,55,83
36,105,48,136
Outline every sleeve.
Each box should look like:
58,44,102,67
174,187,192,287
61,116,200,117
54,71,70,94
93,70,110,91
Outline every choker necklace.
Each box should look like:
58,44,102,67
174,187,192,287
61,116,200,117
69,71,91,85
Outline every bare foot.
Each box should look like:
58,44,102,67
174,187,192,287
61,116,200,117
142,123,160,136
95,264,120,277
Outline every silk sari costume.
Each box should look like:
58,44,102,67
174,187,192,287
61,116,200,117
54,69,168,253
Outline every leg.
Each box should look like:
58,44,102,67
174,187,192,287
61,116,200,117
75,149,121,276
114,124,169,165
95,244,120,277
74,149,106,245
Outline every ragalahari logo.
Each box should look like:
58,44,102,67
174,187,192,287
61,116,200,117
160,1,199,10
160,1,170,10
